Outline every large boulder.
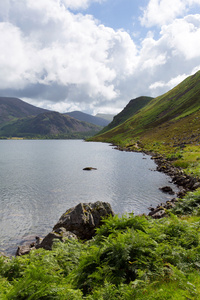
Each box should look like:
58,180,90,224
53,201,114,240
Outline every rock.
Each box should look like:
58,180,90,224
16,243,36,256
16,201,114,255
193,182,200,190
83,167,97,171
149,207,166,219
36,227,77,250
53,201,114,240
159,186,175,195
16,229,77,255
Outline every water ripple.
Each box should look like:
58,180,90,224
0,140,179,255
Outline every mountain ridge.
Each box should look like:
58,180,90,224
0,111,101,138
0,97,50,124
99,96,153,134
91,70,200,154
0,97,107,138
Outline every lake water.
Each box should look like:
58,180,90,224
0,140,178,255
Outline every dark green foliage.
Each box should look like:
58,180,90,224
73,213,200,296
171,190,200,216
1,211,200,299
95,214,148,240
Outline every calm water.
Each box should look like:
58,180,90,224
0,140,178,255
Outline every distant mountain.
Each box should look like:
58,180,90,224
92,70,200,150
0,111,101,139
95,113,115,122
99,96,153,134
65,111,110,127
0,97,49,124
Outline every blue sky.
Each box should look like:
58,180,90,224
85,0,146,32
0,0,200,114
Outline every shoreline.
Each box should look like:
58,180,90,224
2,142,200,256
112,144,200,218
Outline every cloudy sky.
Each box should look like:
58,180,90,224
0,0,200,115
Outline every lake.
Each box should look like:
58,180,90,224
0,140,178,255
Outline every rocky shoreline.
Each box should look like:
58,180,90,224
113,144,200,219
15,147,200,256
147,154,200,218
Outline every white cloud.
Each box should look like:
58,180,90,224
0,0,200,113
149,74,188,90
140,0,200,27
160,15,200,60
0,22,36,89
0,0,138,111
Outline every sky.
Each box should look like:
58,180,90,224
0,0,200,115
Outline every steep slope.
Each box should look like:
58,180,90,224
0,97,49,124
0,111,101,138
92,70,200,152
65,111,110,127
99,96,153,134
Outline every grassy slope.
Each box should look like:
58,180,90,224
93,70,200,144
99,96,153,134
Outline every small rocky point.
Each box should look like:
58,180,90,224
16,201,114,256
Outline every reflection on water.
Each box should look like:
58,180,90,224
0,140,178,255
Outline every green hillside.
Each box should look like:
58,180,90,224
92,71,200,151
99,96,153,134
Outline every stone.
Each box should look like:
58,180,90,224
53,201,114,240
149,208,166,219
36,227,77,250
159,186,175,195
16,244,36,256
193,182,200,190
83,167,97,171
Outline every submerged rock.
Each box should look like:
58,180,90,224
83,167,97,171
53,201,114,240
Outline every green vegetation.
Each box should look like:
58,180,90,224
1,195,200,299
